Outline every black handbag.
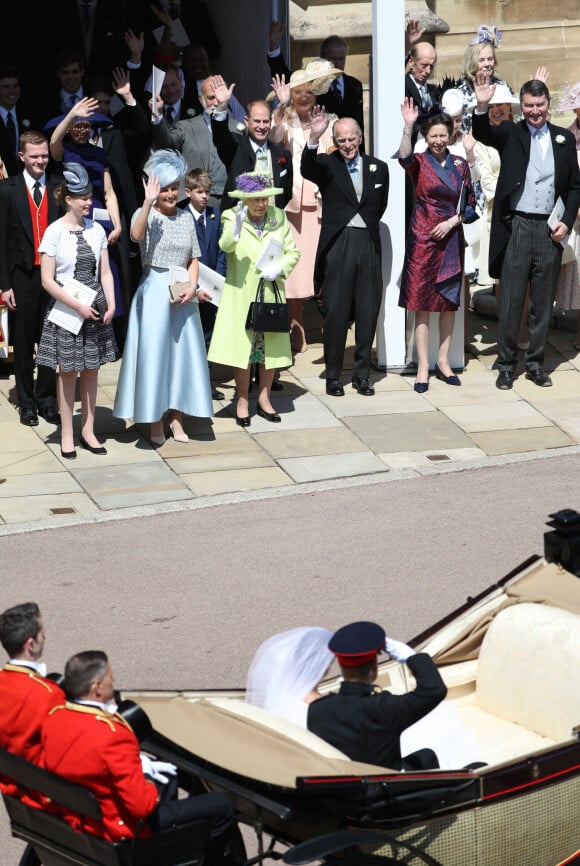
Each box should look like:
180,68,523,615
245,278,289,333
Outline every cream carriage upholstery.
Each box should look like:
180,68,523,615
446,602,580,765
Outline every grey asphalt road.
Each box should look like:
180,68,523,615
2,453,579,862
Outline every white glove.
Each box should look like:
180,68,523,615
140,754,177,784
260,263,283,281
233,202,248,240
385,637,416,663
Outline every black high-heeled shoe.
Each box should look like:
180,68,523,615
235,414,251,428
60,448,77,460
79,434,107,455
257,405,281,423
434,363,461,386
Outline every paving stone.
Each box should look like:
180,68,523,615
242,393,341,431
321,390,436,418
0,471,82,498
442,401,552,433
470,426,575,456
70,462,193,510
513,369,580,401
167,451,275,474
277,451,387,483
344,412,473,453
154,430,264,457
378,447,485,470
0,421,44,451
254,426,366,459
181,466,293,496
424,378,521,407
0,450,65,476
0,493,100,524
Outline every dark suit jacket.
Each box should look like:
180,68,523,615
177,202,226,276
0,109,34,177
317,74,364,140
300,146,389,288
213,131,293,212
472,113,580,278
0,173,60,288
307,654,447,770
47,0,134,76
404,74,441,146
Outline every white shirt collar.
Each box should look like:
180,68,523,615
250,139,268,153
23,171,46,191
9,658,47,677
189,204,205,221
527,122,548,137
75,698,119,714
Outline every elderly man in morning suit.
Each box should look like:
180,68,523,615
472,76,580,389
404,42,440,147
307,621,447,770
151,76,240,203
301,111,389,397
0,602,64,796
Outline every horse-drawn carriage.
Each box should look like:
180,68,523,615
3,511,580,865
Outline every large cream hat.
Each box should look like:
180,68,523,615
289,59,341,95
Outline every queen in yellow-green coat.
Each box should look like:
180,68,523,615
208,173,300,427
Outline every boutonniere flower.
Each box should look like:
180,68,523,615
186,108,196,118
453,159,462,167
236,122,245,133
278,156,287,166
22,119,31,129
369,163,377,173
209,212,215,221
555,135,566,145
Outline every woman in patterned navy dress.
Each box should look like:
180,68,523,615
37,164,117,459
399,100,477,392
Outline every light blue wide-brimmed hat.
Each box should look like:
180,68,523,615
143,149,188,188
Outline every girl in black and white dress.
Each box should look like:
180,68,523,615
37,164,117,459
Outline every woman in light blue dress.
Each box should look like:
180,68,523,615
114,151,213,444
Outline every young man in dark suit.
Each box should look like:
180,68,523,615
0,66,37,177
301,111,389,397
215,97,292,212
317,36,365,148
472,76,580,390
0,131,60,425
179,169,226,401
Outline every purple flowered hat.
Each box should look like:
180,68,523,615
228,172,283,199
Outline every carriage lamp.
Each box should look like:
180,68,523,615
544,508,580,577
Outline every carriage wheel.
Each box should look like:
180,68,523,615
223,822,247,866
18,845,41,866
